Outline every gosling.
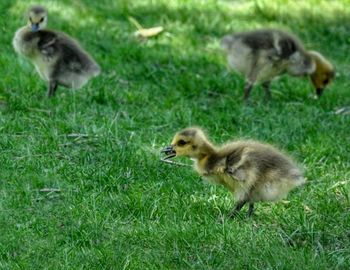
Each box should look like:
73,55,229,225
221,29,334,101
13,5,100,97
162,127,305,218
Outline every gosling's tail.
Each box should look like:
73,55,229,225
220,34,238,50
290,168,306,186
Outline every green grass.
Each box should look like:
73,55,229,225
1,0,350,269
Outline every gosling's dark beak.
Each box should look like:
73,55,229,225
161,145,176,160
31,23,39,32
316,88,324,98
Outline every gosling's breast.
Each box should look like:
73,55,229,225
256,61,285,82
201,174,224,185
194,161,225,185
13,27,30,56
200,173,249,202
32,54,57,81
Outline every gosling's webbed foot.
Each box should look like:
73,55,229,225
228,200,246,219
228,201,255,219
47,81,58,97
247,203,254,218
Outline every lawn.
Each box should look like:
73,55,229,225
0,0,349,269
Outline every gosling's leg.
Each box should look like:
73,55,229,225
243,82,254,102
47,81,58,97
228,200,246,218
247,202,254,218
244,54,260,102
262,81,271,101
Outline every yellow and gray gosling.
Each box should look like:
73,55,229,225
13,5,100,97
162,127,305,218
221,29,333,101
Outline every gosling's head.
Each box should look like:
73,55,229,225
307,51,335,98
161,127,213,160
27,5,48,32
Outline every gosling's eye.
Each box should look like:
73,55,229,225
177,140,187,146
323,78,329,84
40,17,44,23
29,17,33,22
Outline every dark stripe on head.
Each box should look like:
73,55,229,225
30,5,47,14
179,129,197,137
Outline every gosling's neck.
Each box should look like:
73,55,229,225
15,25,36,41
193,140,218,170
19,24,47,34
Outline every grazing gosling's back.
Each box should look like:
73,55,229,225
13,5,100,97
162,127,305,217
221,29,320,101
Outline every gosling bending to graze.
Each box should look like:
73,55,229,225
13,5,100,97
162,127,305,218
221,29,322,101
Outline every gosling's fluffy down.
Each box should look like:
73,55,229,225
221,29,334,101
13,5,100,97
162,127,305,217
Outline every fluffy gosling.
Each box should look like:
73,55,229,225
13,5,100,97
221,29,334,101
162,127,305,218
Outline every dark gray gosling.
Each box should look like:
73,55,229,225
13,5,100,97
221,29,334,101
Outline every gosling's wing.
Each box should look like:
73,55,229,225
238,30,275,51
37,31,60,57
275,35,298,59
58,40,85,72
57,33,100,73
36,30,96,72
20,30,59,56
224,147,247,181
237,30,300,60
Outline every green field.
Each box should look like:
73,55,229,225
1,0,350,269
